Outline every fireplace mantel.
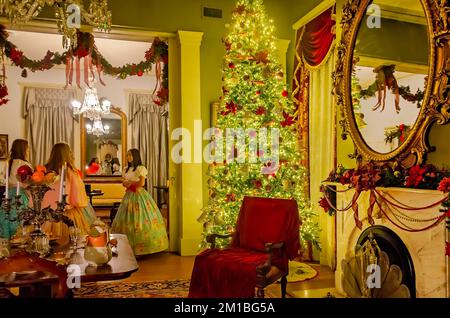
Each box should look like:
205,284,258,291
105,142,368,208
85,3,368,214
330,183,449,298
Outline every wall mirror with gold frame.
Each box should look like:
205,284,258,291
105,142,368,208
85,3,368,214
334,0,449,167
81,106,127,182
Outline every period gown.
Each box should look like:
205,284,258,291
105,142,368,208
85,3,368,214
0,159,32,239
111,165,168,255
42,168,96,243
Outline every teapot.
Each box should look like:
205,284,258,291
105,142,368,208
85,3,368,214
84,219,117,266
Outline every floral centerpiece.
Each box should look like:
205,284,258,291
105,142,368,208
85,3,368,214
16,164,73,229
17,165,56,186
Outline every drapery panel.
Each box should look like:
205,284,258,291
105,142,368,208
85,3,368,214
300,7,336,68
129,93,168,198
292,6,336,263
22,87,76,166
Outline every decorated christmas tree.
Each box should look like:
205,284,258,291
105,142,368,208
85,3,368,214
198,0,320,250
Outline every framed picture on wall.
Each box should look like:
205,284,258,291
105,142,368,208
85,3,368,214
0,134,8,160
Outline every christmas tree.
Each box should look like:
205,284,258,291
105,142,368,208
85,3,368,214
198,0,320,250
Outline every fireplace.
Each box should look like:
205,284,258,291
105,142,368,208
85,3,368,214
334,185,449,298
357,226,416,297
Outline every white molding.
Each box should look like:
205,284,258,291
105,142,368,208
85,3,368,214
357,55,428,74
178,30,204,46
377,4,426,25
292,0,335,30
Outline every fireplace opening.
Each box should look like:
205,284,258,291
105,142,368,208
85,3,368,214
357,226,416,298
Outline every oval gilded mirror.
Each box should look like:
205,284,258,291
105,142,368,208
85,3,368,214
81,106,127,181
335,0,450,166
352,0,428,154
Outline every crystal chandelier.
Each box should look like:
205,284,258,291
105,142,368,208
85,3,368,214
0,0,112,48
86,118,109,137
71,87,110,121
71,84,111,136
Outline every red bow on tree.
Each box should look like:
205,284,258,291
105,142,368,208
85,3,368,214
221,101,238,116
281,112,295,127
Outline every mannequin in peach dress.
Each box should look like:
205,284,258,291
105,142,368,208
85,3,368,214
41,143,94,245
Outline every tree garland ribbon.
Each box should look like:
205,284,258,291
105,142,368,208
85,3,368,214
0,25,169,106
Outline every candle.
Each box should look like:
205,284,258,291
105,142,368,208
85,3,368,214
5,160,8,199
59,163,66,202
16,182,20,197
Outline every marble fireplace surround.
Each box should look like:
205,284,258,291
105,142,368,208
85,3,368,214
333,185,449,298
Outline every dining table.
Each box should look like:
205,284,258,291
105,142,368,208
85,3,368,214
0,233,138,297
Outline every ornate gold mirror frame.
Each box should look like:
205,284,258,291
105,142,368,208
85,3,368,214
334,0,449,167
80,106,127,183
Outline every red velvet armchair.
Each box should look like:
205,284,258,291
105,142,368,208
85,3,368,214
189,196,300,298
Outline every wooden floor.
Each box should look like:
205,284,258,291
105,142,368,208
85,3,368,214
121,252,335,298
95,209,335,298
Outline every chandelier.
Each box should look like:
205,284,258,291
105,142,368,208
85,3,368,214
86,118,109,137
0,0,112,48
72,85,111,136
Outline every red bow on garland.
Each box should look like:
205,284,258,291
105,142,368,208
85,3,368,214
65,32,105,89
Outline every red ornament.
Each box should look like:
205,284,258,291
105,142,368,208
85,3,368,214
228,62,235,69
256,90,261,96
253,180,262,189
282,89,288,97
137,70,144,77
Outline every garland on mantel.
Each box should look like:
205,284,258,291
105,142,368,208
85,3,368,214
0,25,169,106
318,163,450,256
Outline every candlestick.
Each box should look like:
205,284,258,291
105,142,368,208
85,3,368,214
5,160,8,199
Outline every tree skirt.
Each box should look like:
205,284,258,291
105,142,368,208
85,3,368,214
74,279,190,298
281,261,319,283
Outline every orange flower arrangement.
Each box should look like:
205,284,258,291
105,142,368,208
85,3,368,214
17,164,56,186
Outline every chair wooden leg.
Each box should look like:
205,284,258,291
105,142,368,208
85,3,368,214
256,287,265,298
280,275,287,298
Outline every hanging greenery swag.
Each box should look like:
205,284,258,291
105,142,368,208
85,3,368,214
0,25,169,106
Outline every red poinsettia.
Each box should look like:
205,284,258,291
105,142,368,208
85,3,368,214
405,165,428,187
438,177,450,193
9,47,24,65
319,196,332,213
281,112,295,127
255,106,266,115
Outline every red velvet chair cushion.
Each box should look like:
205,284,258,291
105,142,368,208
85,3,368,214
188,247,273,298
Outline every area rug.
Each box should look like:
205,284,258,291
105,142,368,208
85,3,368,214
74,279,277,298
280,261,319,283
74,279,191,298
